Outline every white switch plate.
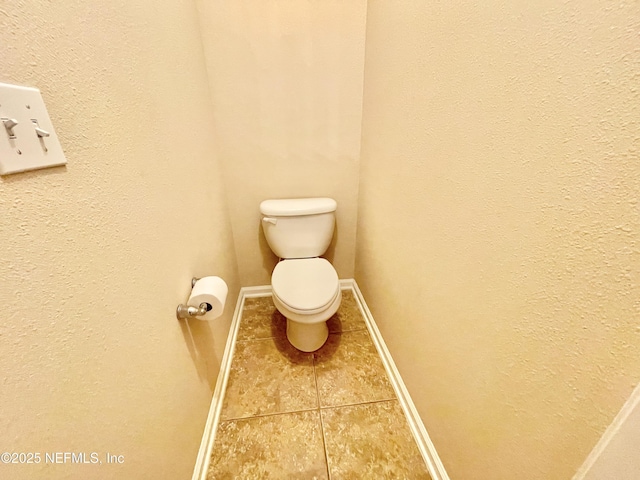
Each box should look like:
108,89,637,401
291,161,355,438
0,82,67,175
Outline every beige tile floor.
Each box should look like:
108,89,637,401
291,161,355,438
207,290,431,480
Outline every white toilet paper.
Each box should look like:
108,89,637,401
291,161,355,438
188,276,228,320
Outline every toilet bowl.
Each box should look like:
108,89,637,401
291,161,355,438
271,258,341,352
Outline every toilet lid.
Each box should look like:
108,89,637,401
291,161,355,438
272,258,339,313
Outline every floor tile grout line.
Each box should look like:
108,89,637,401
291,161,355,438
236,326,368,344
319,396,400,411
313,352,333,480
220,396,400,423
235,336,278,343
218,406,320,423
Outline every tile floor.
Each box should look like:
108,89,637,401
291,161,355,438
207,289,431,479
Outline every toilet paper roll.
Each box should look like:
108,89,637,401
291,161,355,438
188,276,228,321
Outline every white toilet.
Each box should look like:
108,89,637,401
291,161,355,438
260,197,342,352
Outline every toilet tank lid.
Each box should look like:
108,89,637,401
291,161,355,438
260,197,337,216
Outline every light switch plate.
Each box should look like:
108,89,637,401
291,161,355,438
0,82,67,175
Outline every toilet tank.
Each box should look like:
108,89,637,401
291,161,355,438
260,197,337,259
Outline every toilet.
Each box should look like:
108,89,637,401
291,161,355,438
260,197,342,352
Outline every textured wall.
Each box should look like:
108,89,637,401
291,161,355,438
0,1,239,479
196,0,366,286
357,1,640,479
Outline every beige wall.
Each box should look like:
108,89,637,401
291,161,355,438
0,2,239,479
4,1,638,478
357,1,640,479
196,0,366,286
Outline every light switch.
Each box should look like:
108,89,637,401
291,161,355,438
0,82,67,175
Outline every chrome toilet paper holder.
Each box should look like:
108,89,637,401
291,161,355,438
176,302,211,320
176,277,211,320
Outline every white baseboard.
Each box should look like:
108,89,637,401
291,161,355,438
237,284,272,298
192,279,450,480
345,279,450,480
191,287,247,480
572,382,640,479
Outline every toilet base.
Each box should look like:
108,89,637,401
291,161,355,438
272,288,341,352
286,319,329,352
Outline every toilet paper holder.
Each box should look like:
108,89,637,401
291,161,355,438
176,277,210,320
176,301,212,320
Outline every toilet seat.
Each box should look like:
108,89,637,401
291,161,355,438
272,258,339,315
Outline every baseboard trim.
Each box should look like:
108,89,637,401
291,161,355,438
345,279,450,480
238,284,272,298
572,381,640,479
191,287,247,480
192,279,449,480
